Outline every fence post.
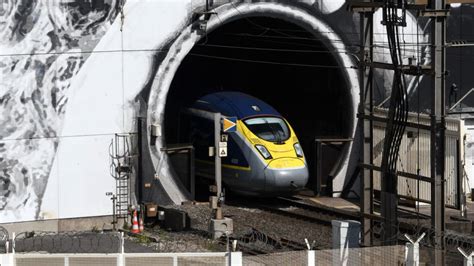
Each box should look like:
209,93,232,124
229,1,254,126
12,232,15,254
117,232,125,266
230,252,242,266
458,247,474,266
404,233,425,266
173,254,178,266
0,254,14,266
307,250,315,266
332,220,361,266
120,232,124,254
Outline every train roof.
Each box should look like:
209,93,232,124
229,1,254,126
192,91,281,119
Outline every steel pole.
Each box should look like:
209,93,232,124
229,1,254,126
359,8,374,246
214,113,223,219
430,0,446,264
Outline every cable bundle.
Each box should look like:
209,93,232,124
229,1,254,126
380,0,410,244
380,0,409,190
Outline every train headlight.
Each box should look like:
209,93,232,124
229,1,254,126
294,143,304,158
255,145,272,160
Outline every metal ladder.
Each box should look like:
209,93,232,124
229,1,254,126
115,176,130,219
109,133,137,220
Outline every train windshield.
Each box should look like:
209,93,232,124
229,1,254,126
244,117,290,143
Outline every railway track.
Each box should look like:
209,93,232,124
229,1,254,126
231,196,429,244
218,227,307,255
226,195,474,254
276,196,358,220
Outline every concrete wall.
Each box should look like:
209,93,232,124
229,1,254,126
0,0,472,225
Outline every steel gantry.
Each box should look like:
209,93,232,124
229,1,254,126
349,0,467,264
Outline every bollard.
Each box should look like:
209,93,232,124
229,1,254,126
458,247,474,266
404,233,425,266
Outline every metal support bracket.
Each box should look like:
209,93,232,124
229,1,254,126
348,2,382,13
447,41,474,48
419,9,450,17
359,61,433,75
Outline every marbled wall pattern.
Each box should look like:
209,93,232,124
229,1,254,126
0,0,121,221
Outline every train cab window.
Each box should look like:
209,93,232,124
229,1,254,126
244,117,290,143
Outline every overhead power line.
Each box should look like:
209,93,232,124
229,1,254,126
188,52,353,69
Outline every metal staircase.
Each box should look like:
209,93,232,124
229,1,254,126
109,133,137,220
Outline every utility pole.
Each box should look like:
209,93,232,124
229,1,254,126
429,0,446,264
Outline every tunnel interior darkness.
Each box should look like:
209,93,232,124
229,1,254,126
164,16,352,192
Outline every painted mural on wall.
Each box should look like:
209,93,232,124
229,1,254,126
0,0,472,223
0,0,121,222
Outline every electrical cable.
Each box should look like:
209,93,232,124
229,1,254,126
379,0,410,245
188,52,352,69
196,43,346,54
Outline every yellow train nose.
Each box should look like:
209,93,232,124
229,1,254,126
267,158,305,169
264,158,309,191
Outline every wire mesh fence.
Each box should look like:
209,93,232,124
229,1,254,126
243,250,308,266
1,225,474,265
315,245,405,266
10,253,230,266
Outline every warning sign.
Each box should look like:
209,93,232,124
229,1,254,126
222,117,237,133
219,147,228,157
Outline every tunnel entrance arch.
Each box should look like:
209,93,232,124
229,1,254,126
147,2,360,203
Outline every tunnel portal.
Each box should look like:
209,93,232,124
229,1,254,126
163,16,353,196
146,2,360,203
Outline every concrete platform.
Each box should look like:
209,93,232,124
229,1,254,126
308,197,360,212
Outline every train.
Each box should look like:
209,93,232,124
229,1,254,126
185,91,309,196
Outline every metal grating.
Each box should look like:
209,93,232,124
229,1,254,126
177,256,226,265
69,256,117,266
315,245,405,266
125,256,173,266
16,257,64,266
243,251,307,266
